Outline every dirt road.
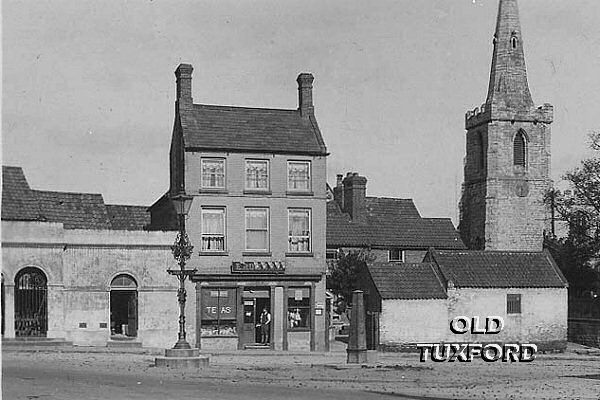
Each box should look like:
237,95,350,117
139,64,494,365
3,349,600,399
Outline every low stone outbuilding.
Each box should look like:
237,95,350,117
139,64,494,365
359,248,569,351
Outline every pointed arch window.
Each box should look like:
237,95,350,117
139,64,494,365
513,130,527,167
511,37,518,49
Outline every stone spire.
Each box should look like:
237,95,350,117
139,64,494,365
485,0,533,110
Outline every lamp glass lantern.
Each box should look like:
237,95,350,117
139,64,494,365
171,192,194,217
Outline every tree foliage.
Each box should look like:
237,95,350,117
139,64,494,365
546,132,600,295
327,249,374,314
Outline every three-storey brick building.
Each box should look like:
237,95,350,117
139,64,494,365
149,65,329,351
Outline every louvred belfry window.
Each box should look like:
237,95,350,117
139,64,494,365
513,131,526,167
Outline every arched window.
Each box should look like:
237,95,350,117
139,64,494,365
511,37,518,49
111,274,137,288
513,130,526,167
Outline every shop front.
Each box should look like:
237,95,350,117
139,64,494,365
192,261,324,351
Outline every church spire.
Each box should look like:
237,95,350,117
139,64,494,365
485,0,533,110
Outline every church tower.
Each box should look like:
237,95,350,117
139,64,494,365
459,0,553,251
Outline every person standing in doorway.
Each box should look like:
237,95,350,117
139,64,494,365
259,308,271,344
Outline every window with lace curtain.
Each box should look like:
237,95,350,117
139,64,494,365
201,158,225,189
245,208,269,251
201,208,225,251
245,160,269,190
287,161,311,191
288,208,311,252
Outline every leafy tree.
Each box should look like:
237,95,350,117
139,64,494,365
546,132,600,296
327,249,374,315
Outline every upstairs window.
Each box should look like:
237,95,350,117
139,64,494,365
288,208,311,252
245,208,269,251
245,160,269,190
201,158,225,189
513,131,527,167
507,294,522,314
388,249,405,262
201,208,225,251
288,161,311,191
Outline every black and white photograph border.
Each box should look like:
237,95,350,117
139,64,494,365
2,0,600,399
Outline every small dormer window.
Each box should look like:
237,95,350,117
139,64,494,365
388,249,405,262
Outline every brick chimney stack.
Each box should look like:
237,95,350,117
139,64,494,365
175,63,194,111
343,172,367,224
333,174,344,208
296,73,314,117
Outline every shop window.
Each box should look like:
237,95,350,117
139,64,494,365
507,294,522,314
201,158,225,189
288,287,310,330
201,288,237,336
245,208,269,251
245,160,269,190
288,209,311,252
201,208,225,251
287,161,311,191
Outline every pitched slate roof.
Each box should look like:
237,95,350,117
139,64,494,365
2,166,149,231
428,249,568,288
106,205,150,231
1,166,42,221
367,262,447,300
180,104,327,155
35,190,112,230
326,198,466,249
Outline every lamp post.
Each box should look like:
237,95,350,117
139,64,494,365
168,191,196,350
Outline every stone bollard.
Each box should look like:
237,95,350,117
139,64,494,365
346,290,368,363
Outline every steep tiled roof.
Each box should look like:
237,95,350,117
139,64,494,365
106,205,150,231
327,198,466,249
35,190,112,230
326,201,371,247
180,104,327,155
2,165,149,231
367,262,447,300
429,249,568,288
1,166,42,221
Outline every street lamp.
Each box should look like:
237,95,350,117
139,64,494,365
168,191,196,350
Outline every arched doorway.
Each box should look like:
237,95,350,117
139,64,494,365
110,274,138,338
15,267,48,337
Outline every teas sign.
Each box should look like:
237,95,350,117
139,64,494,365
201,289,236,320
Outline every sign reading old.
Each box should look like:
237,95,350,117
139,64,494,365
231,261,285,274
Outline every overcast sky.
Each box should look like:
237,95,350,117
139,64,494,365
3,0,599,223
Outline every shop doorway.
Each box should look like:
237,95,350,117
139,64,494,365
241,288,271,346
14,267,47,337
110,274,137,338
